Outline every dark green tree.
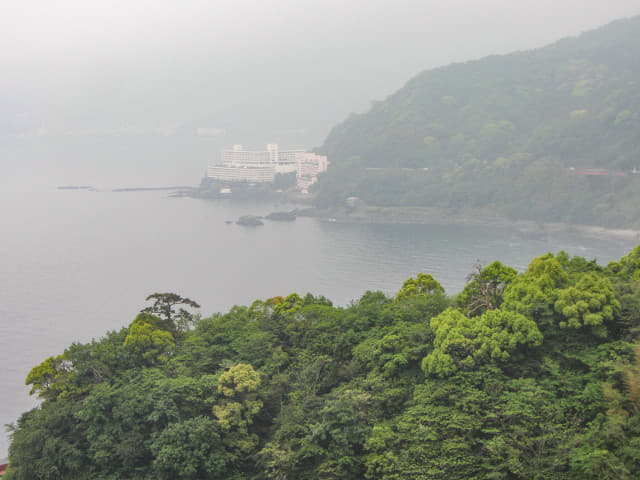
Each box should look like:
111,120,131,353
141,292,200,336
151,416,228,480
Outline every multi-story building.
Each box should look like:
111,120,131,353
206,164,276,183
221,144,271,165
207,144,328,187
221,144,304,166
296,152,329,192
296,152,329,178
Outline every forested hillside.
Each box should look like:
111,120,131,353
6,246,640,479
316,16,640,228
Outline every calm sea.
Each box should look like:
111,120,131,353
0,136,637,457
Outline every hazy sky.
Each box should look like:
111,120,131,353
3,0,640,146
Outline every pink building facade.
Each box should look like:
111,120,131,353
295,152,329,192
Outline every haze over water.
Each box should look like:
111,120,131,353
4,0,640,461
1,143,637,457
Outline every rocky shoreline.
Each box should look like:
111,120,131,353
89,185,639,243
295,206,640,243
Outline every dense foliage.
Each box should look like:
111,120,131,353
315,16,640,227
5,247,640,479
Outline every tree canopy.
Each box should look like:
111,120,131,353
6,246,640,479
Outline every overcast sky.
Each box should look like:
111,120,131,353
3,0,640,146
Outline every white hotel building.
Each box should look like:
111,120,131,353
208,144,328,189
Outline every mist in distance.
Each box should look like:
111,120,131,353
2,0,640,185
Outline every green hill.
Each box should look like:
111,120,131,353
5,246,640,479
316,16,640,228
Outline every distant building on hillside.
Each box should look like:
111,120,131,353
296,152,330,192
208,144,328,189
206,164,277,183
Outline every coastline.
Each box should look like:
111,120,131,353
178,187,640,243
297,206,640,243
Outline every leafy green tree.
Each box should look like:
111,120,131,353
141,292,200,336
304,397,371,479
483,377,580,479
423,308,542,377
456,261,517,316
555,250,604,277
502,253,570,327
25,355,71,401
4,401,86,480
555,272,621,337
610,244,640,280
624,343,640,413
567,344,640,480
395,273,444,302
527,253,570,286
24,342,119,402
62,329,138,386
214,363,263,457
124,313,176,364
151,416,228,480
353,321,432,378
273,293,306,316
364,368,496,479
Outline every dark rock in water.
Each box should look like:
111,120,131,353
236,215,264,226
225,220,233,225
265,211,296,221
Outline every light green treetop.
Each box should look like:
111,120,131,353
217,362,261,398
456,261,518,316
124,313,176,365
214,363,263,456
25,355,71,400
554,272,620,337
423,308,543,377
396,273,445,302
609,244,640,279
502,253,569,322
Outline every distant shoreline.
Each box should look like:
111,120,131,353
57,185,197,193
111,186,197,192
57,186,640,242
297,206,640,243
